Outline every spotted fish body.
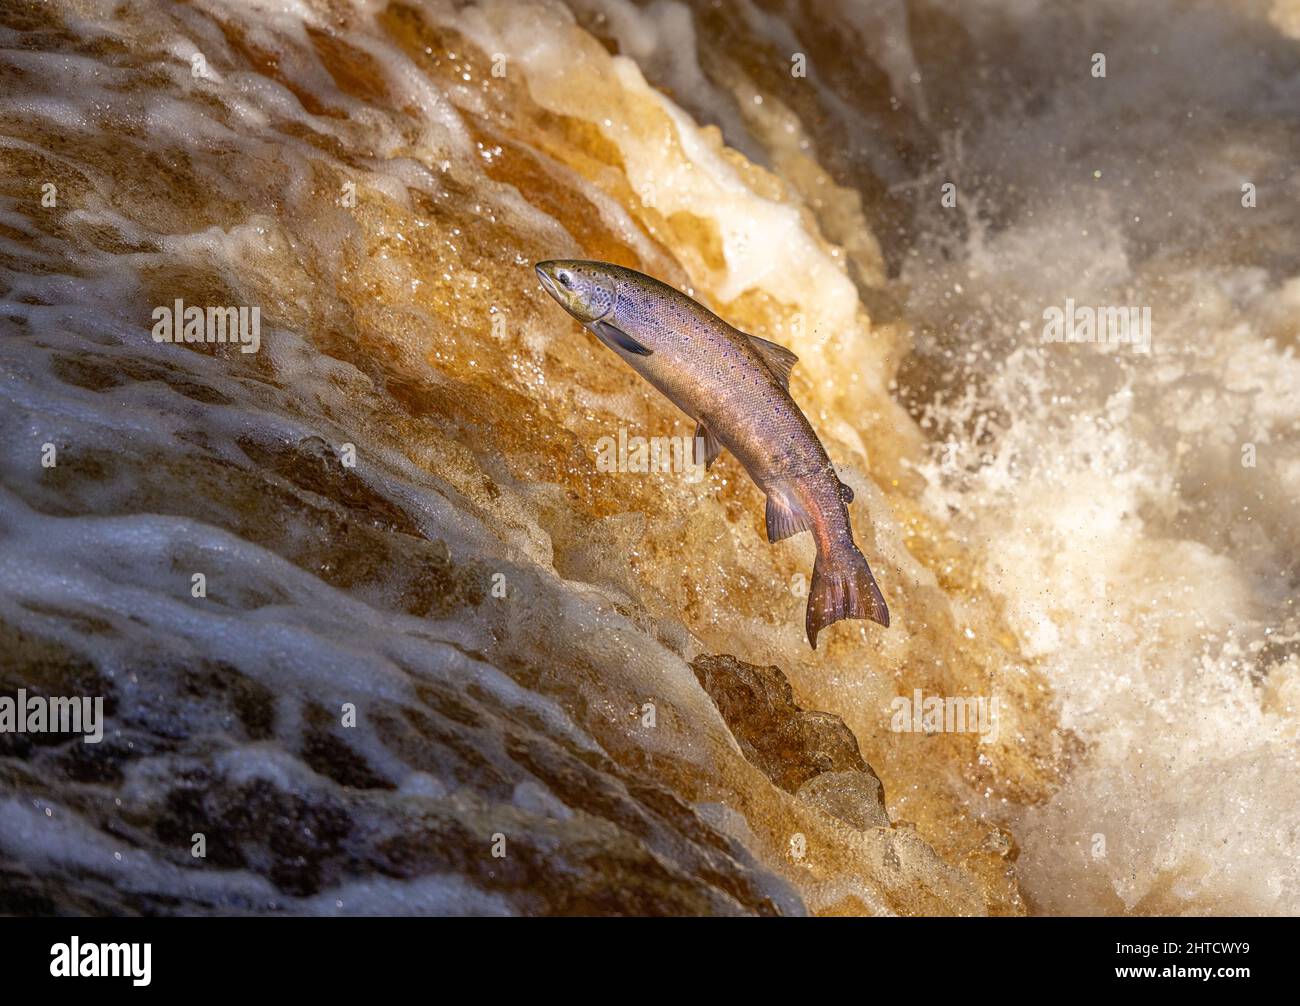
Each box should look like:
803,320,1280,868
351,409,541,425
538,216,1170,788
536,259,889,648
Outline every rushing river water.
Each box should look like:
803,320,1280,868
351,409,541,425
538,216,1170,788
1,0,1297,915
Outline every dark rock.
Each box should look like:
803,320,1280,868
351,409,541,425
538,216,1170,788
688,653,889,829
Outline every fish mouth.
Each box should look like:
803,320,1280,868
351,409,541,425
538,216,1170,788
535,262,562,302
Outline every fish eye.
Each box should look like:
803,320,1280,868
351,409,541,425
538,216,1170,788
558,271,573,288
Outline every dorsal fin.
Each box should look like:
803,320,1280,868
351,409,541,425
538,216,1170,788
746,334,798,388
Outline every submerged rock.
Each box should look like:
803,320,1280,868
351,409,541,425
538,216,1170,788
688,652,890,831
797,771,890,832
688,652,887,824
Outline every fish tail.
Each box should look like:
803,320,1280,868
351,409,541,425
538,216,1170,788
805,546,890,649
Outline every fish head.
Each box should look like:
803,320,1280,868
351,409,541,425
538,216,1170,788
535,260,618,324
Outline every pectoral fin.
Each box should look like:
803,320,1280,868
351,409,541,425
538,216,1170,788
765,489,812,542
694,422,723,468
746,334,798,388
593,320,652,356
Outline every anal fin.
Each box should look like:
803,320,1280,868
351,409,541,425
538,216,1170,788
765,490,812,542
694,422,723,469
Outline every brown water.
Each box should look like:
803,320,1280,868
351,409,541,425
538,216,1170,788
0,0,1297,915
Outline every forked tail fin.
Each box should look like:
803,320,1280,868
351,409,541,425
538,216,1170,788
805,547,890,649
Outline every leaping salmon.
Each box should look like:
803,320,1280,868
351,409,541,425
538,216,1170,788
536,259,889,649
